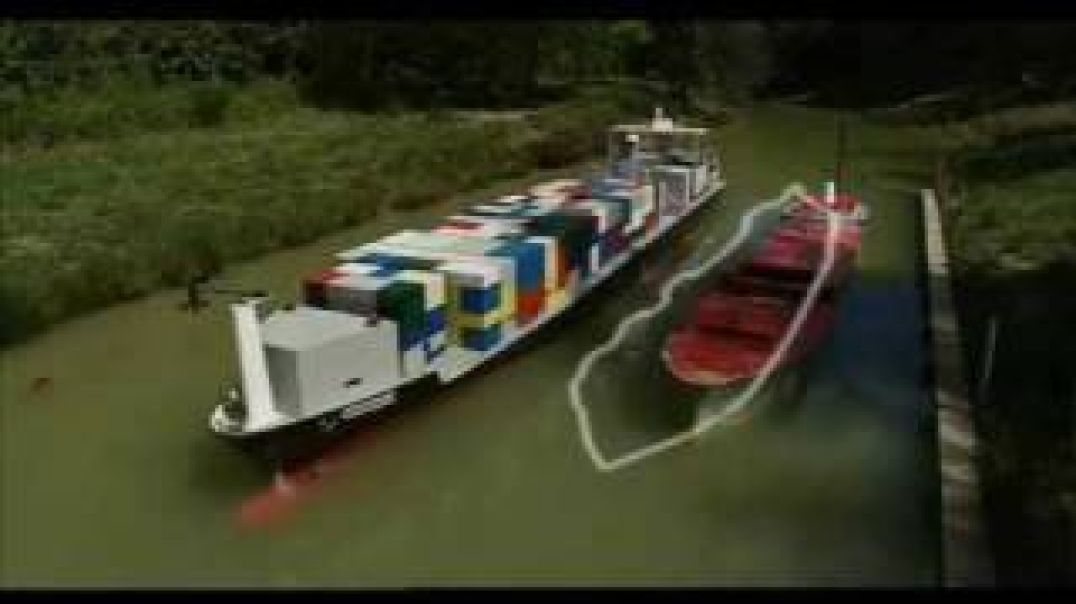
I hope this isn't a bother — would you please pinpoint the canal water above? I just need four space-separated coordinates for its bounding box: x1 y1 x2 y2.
1 106 941 586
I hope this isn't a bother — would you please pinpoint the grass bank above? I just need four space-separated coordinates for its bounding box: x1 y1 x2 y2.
1 80 651 347
929 102 1076 586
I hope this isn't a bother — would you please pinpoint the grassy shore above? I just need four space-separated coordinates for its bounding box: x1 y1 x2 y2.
0 80 646 347
929 102 1075 585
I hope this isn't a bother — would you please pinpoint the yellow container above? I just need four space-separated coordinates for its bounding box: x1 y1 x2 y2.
547 288 569 312
455 310 505 330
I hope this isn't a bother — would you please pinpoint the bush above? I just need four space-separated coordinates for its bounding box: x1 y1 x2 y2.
186 81 233 128
2 89 626 347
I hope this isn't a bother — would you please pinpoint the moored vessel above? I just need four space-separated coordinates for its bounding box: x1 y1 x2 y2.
662 185 865 387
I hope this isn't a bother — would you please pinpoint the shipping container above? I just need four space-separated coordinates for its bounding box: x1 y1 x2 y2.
523 235 560 292
323 272 390 317
334 262 379 276
400 344 426 379
425 306 447 335
423 330 448 361
516 289 545 325
491 194 528 206
375 280 426 350
460 285 501 314
461 322 503 352
349 252 441 272
587 194 631 229
302 268 348 308
394 269 446 310
487 239 545 293
546 288 569 313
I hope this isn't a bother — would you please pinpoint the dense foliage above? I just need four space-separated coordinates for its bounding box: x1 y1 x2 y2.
6 20 1075 116
931 105 1076 587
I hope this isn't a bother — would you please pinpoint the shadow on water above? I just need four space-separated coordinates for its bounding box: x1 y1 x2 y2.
950 259 1076 586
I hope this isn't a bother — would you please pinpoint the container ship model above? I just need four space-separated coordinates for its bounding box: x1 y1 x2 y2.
209 109 726 448
662 185 867 387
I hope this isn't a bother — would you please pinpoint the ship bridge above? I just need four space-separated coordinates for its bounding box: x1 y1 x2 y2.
607 108 717 182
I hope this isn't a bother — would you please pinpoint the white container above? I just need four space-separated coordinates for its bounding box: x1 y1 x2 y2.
261 308 400 419
427 329 447 352
492 194 528 205
525 235 559 292
334 262 381 276
434 226 478 237
379 230 494 255
530 178 582 198
470 204 519 215
450 215 524 236
439 261 501 288
400 344 427 379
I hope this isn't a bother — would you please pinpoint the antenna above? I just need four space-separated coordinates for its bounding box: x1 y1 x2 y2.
835 115 848 195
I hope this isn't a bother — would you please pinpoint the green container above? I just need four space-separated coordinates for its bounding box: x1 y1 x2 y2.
377 281 426 346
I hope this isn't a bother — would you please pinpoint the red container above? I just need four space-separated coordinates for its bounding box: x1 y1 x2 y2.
516 289 545 324
302 268 345 308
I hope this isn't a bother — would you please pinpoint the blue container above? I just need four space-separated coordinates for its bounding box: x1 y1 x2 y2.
355 252 436 272
460 285 500 314
371 266 399 278
426 306 447 336
488 241 545 292
462 323 502 352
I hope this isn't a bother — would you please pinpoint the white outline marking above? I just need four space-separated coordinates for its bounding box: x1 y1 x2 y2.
568 183 843 472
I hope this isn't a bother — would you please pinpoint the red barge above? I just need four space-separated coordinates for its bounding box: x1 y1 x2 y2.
662 187 866 387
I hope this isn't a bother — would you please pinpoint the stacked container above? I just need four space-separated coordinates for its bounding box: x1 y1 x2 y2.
313 154 711 370
394 269 448 364
580 197 632 266
562 200 613 274
529 178 584 202
487 238 546 326
322 271 389 316
302 268 348 309
449 215 524 238
441 261 504 352
376 280 426 377
522 212 593 292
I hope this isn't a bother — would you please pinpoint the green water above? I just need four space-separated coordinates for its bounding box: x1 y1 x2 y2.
1 105 941 586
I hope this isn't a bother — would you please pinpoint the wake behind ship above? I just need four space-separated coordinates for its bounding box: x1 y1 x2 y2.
209 109 726 447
